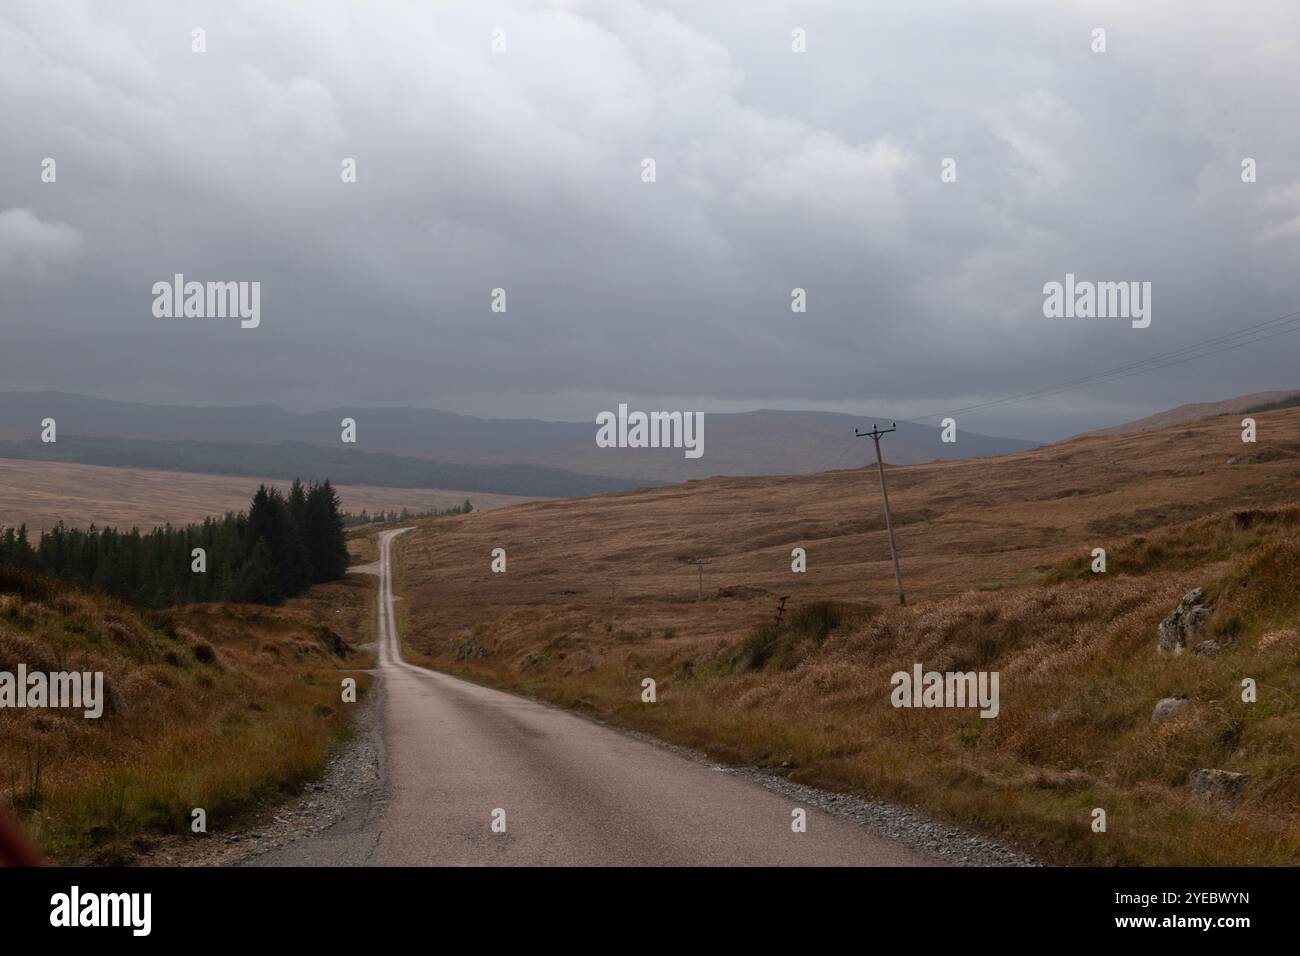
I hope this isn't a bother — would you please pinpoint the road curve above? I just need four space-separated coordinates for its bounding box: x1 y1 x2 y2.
256 528 936 866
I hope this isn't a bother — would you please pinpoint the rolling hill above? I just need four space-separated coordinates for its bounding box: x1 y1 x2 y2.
0 392 1037 483
1079 389 1300 437
0 434 651 499
389 402 1300 865
0 457 531 531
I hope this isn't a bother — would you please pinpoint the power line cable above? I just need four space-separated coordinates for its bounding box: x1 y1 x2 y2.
901 307 1300 423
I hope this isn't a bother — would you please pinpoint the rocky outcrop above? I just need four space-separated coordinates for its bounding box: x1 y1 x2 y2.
1157 588 1210 655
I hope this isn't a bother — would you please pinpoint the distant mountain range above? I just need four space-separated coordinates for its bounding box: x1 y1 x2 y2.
0 392 1039 497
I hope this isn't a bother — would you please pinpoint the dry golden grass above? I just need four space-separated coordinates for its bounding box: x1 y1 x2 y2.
0 457 530 531
396 407 1300 865
0 535 379 864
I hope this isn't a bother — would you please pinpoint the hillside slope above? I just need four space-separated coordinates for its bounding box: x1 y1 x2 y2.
1080 389 1300 437
392 405 1300 865
0 559 376 863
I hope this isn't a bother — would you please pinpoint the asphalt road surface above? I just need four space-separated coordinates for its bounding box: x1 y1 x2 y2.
252 528 934 866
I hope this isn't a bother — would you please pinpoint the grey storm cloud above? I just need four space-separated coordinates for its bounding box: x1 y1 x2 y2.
1 0 1298 439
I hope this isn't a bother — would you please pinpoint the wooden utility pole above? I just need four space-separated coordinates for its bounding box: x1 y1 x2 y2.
855 422 906 606
689 558 711 600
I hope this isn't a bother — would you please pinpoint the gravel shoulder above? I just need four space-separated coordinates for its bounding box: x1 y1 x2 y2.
139 664 388 867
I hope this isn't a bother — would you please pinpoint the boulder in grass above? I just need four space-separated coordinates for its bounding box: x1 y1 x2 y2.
1152 697 1190 722
1188 769 1249 805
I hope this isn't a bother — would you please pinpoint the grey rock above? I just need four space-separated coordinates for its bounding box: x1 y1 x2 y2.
1193 640 1221 658
1157 589 1211 655
1157 617 1183 654
1188 769 1249 804
1152 697 1190 721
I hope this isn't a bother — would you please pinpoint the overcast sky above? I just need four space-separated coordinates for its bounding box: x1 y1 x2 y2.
2 0 1298 441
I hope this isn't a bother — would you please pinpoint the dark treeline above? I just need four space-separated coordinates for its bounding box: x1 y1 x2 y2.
0 479 348 608
341 500 472 528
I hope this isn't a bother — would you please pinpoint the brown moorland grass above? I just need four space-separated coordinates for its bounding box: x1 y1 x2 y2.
0 457 531 531
0 533 380 864
395 406 1300 865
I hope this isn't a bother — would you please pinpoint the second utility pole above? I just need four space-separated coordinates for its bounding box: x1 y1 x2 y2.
690 557 711 600
855 422 906 606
